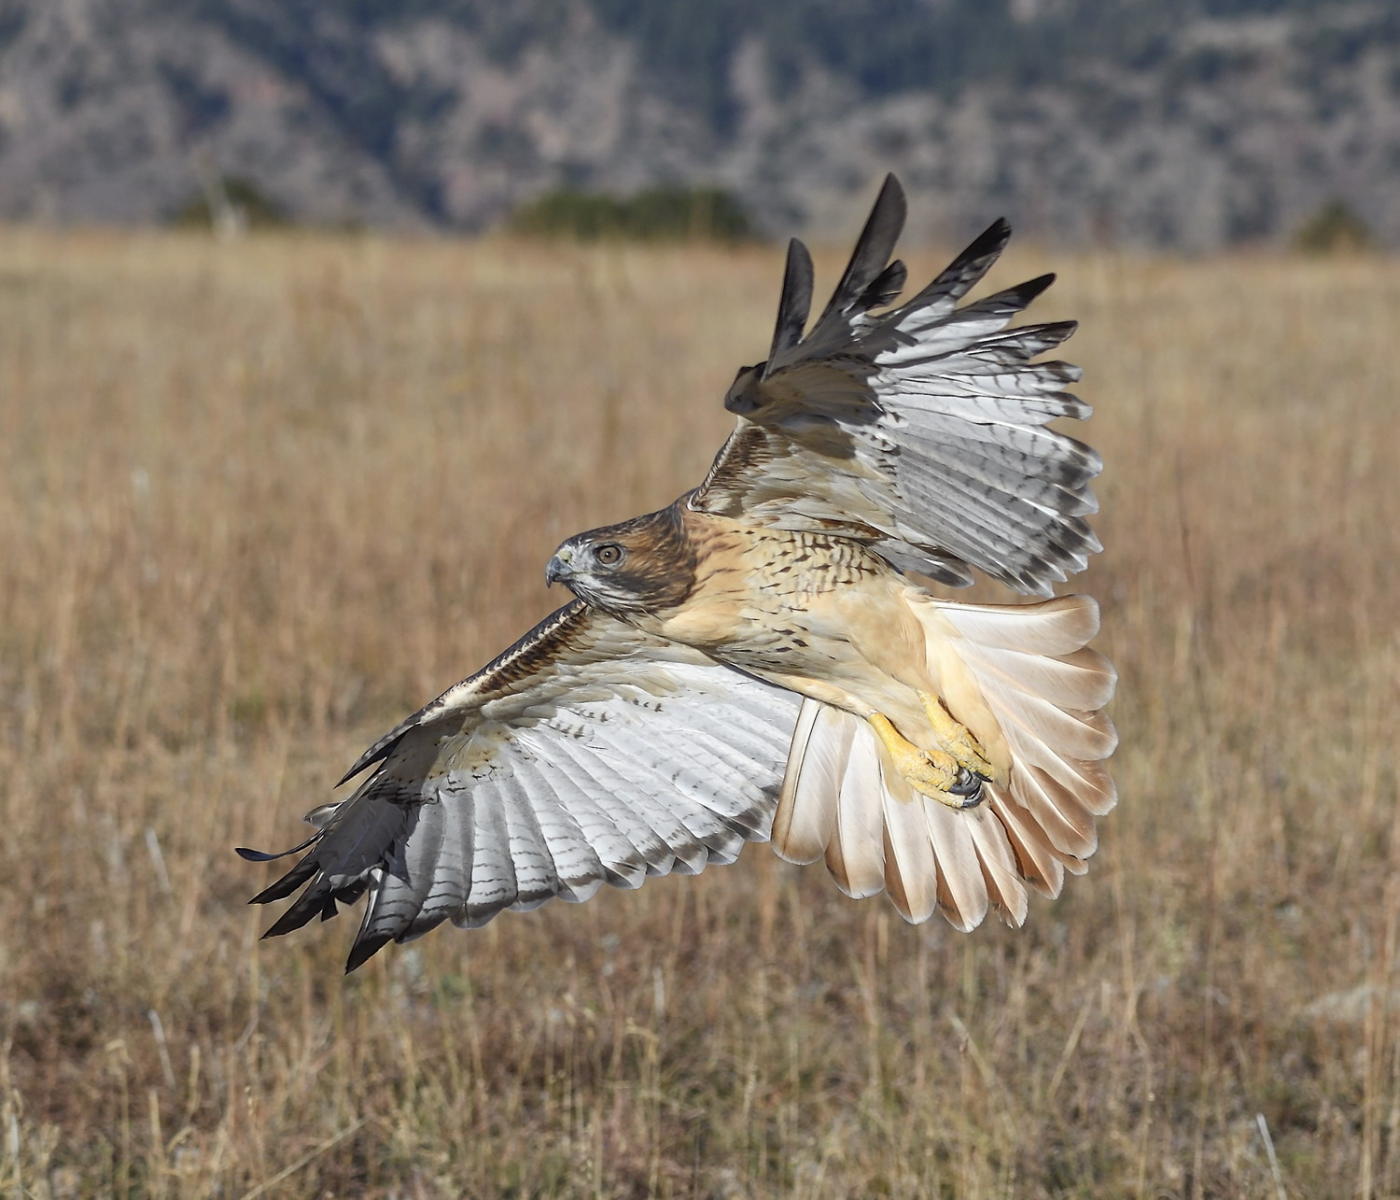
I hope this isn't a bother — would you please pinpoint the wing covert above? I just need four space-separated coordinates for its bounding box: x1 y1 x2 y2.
241 602 800 970
691 174 1100 596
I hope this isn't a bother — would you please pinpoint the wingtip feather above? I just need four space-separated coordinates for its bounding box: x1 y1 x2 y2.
765 236 815 368
817 174 908 326
968 217 1013 259
345 933 393 973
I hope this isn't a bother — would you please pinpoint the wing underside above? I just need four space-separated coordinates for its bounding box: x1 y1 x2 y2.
241 602 801 970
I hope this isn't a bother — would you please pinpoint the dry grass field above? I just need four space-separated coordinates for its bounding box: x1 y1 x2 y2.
0 223 1396 1199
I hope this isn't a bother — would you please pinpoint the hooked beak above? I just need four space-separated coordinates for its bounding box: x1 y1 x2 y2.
545 549 573 587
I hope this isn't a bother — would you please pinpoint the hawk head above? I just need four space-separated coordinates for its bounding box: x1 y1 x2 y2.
546 506 696 615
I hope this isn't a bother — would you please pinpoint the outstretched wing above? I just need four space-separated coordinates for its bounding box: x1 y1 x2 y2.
240 601 800 971
689 174 1100 596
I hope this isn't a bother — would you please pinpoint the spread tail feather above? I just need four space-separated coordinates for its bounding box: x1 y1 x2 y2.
772 593 1115 929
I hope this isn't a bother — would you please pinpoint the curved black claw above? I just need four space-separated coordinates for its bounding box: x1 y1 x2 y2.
948 767 988 808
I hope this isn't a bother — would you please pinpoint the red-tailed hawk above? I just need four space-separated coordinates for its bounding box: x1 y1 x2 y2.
241 176 1115 972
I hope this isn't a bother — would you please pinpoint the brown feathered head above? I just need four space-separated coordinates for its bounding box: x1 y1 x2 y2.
546 506 696 615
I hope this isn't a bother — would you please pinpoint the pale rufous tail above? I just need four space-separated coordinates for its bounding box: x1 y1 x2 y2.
772 594 1116 930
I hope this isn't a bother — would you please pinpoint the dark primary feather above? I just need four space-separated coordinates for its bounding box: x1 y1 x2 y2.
886 217 1012 324
764 237 815 370
858 259 907 313
813 173 907 331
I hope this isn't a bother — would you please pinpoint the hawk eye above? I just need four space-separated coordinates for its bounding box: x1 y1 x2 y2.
594 543 624 567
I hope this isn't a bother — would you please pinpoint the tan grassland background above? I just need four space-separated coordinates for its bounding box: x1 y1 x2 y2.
0 226 1397 1198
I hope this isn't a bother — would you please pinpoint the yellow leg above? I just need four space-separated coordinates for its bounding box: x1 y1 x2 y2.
918 692 995 780
868 713 983 810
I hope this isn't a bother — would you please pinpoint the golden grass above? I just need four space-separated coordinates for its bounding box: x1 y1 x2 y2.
0 225 1396 1198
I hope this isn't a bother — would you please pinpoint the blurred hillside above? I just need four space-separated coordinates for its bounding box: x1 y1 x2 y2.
0 0 1395 248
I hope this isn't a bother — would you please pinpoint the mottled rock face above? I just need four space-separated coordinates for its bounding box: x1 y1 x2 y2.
0 0 1392 249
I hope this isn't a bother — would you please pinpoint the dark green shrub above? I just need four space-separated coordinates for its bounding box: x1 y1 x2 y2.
1293 200 1374 253
507 185 755 242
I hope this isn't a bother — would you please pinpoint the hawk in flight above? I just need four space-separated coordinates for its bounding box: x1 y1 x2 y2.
242 176 1116 971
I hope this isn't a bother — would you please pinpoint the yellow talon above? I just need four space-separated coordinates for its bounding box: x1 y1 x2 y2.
868 713 981 809
918 691 996 780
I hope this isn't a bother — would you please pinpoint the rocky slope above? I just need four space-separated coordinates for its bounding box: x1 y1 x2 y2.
0 0 1394 247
